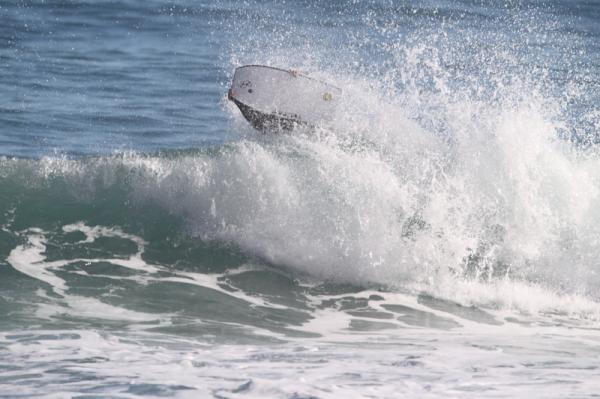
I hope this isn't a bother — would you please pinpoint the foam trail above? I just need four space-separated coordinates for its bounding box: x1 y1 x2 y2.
5 221 293 326
7 229 67 292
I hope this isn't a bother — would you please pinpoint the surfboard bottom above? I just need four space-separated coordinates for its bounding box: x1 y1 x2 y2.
229 95 305 132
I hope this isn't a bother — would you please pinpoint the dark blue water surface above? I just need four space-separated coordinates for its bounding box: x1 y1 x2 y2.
1 1 235 156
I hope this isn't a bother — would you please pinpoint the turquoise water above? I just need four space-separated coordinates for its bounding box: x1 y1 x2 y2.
1 1 600 397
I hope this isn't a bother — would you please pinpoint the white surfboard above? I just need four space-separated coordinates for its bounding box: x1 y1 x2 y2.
228 65 341 131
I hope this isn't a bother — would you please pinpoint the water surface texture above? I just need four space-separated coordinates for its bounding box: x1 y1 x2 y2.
1 1 600 398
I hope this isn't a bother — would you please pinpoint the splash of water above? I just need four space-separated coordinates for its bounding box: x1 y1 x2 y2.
2 1 599 316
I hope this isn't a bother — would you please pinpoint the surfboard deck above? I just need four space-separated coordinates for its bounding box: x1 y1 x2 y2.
228 65 341 131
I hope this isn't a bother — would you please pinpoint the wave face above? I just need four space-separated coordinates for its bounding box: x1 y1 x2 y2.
1 1 600 397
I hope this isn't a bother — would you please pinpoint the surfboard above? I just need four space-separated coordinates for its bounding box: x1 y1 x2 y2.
228 65 341 131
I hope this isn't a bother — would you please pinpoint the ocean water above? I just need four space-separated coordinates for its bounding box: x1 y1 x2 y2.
1 0 600 397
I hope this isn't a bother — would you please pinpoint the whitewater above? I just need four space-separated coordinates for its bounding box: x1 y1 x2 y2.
1 1 600 398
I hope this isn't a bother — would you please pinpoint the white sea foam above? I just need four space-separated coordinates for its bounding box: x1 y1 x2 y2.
7 229 67 292
2 325 600 399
